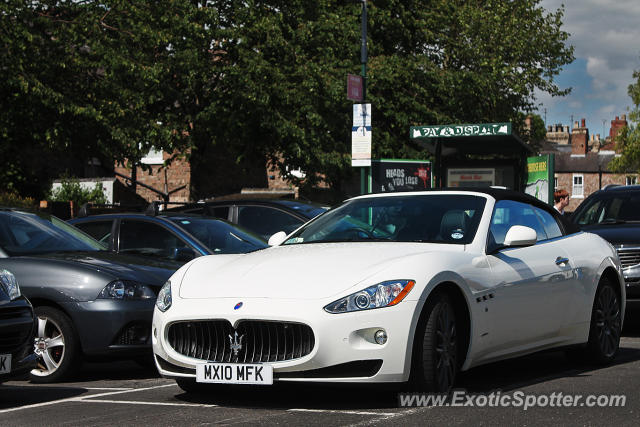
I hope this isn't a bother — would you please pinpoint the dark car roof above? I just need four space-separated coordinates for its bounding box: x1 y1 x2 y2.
169 198 328 219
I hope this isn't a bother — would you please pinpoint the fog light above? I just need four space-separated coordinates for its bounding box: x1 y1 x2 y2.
374 329 387 345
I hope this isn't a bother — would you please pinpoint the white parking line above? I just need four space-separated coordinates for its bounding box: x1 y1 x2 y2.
0 383 177 414
85 399 217 408
287 408 398 417
84 387 132 391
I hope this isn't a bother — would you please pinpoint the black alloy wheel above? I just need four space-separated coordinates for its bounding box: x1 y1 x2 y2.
414 293 459 392
587 279 621 364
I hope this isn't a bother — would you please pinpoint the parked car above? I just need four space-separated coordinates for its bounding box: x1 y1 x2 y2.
0 269 37 383
570 184 640 310
68 213 268 261
152 189 623 393
0 207 184 382
166 199 328 240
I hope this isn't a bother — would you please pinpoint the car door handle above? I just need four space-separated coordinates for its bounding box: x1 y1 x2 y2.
555 256 569 266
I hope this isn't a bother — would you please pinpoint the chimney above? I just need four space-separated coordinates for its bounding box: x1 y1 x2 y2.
622 114 627 121
581 118 586 128
572 121 589 155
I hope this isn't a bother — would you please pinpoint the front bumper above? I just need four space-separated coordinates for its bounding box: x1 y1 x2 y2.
152 298 419 383
62 299 156 357
0 296 37 382
622 267 640 310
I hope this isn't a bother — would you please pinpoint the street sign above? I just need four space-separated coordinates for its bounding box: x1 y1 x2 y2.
371 160 431 192
352 104 371 167
347 74 363 101
410 123 511 139
525 154 554 205
353 103 371 127
352 126 371 167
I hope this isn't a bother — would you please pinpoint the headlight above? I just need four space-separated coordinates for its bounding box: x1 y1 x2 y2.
0 269 21 300
324 280 415 314
98 280 155 300
156 280 172 312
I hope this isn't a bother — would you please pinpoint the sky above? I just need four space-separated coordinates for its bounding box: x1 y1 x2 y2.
537 0 640 138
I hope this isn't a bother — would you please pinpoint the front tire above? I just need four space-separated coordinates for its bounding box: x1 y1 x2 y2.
30 307 82 383
412 293 459 392
585 278 621 364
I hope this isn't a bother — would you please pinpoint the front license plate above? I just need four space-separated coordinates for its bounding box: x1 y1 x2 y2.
0 354 11 374
196 363 273 385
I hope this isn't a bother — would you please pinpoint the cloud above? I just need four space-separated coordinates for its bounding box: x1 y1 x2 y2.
540 0 640 128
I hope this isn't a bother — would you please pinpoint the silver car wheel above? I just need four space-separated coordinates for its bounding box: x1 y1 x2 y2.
31 315 66 377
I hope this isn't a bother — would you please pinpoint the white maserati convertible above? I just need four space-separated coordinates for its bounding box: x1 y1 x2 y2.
152 189 624 393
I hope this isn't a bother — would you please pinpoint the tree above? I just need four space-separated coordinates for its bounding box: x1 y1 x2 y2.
200 0 573 196
608 69 640 174
0 1 219 197
1 1 574 200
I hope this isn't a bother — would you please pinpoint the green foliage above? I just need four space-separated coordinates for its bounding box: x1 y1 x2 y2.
0 192 37 209
1 0 574 197
49 178 107 206
608 69 640 173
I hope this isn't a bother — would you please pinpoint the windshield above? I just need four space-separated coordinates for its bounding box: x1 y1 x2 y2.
168 217 268 253
572 194 640 225
283 194 486 245
0 211 105 256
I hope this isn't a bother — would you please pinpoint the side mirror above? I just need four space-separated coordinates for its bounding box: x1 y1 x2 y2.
173 247 197 262
503 225 537 248
268 231 287 246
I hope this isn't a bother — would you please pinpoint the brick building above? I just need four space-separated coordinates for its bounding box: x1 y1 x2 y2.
544 117 637 213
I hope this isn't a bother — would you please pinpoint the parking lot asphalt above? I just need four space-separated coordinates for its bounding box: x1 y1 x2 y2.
3 323 640 426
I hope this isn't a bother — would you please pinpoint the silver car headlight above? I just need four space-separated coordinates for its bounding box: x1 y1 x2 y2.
0 269 21 300
324 280 415 314
98 280 155 300
156 280 172 312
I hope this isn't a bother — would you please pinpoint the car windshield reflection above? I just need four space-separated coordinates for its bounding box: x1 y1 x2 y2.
283 194 486 245
0 211 105 256
168 218 268 254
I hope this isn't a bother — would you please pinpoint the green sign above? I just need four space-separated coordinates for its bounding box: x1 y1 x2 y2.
525 154 554 205
410 123 512 139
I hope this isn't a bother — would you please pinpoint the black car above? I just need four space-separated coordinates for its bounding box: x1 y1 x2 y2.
570 185 640 310
68 213 267 261
167 199 328 240
0 269 37 383
0 208 181 382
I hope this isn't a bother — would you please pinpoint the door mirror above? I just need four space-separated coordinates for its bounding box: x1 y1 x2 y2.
503 225 537 248
268 231 287 246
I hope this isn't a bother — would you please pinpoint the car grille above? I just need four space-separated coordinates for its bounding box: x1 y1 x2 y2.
616 247 640 269
0 306 34 352
167 320 315 363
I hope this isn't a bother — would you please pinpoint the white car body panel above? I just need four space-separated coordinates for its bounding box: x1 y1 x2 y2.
152 191 624 384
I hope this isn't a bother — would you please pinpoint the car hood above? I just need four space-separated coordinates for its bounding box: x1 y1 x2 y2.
580 224 640 246
179 242 463 300
25 251 178 286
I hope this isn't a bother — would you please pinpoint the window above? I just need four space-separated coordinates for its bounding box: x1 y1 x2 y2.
74 221 113 245
119 220 193 260
488 200 548 251
572 174 584 198
626 176 637 186
237 206 302 240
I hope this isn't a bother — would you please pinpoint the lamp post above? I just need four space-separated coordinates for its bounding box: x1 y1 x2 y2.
359 0 369 195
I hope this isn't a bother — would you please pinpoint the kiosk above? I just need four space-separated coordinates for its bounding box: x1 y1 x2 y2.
410 122 533 191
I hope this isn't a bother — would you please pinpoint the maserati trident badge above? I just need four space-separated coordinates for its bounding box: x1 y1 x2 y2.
229 331 244 356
